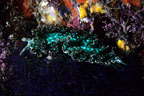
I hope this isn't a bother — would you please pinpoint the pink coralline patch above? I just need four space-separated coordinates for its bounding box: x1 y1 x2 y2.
67 17 83 30
0 41 7 73
0 42 4 46
0 49 6 59
0 63 6 72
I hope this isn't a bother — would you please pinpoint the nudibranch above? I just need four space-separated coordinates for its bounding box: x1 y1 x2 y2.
21 25 126 66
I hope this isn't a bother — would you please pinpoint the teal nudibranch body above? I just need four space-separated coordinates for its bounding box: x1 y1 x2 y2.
21 25 125 66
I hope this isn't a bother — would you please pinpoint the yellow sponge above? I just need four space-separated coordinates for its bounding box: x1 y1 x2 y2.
79 6 87 19
90 4 104 14
117 40 130 51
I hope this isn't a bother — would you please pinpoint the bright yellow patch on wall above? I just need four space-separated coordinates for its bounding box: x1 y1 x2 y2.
47 15 54 23
90 4 105 14
79 6 87 19
83 1 89 8
117 40 130 51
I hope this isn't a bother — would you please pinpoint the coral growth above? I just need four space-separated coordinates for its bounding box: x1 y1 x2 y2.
102 3 144 50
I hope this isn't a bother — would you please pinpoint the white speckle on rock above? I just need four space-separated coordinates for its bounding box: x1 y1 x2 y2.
46 55 52 60
40 0 48 7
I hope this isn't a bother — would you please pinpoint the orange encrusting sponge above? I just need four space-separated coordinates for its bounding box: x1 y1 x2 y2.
121 0 141 7
76 0 87 4
23 0 33 18
64 0 78 17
